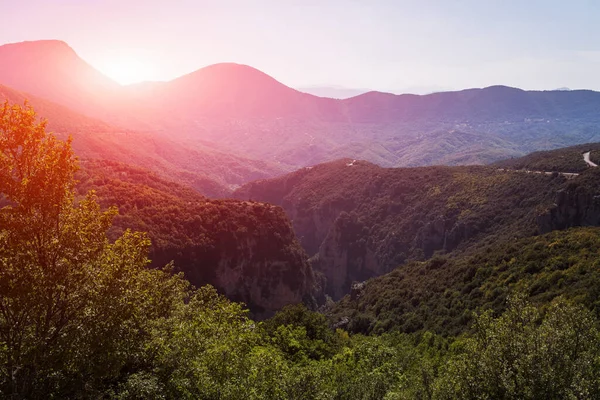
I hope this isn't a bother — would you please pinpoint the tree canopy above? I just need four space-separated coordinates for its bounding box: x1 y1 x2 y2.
2 101 600 399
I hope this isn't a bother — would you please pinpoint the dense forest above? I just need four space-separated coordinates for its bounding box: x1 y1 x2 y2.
2 102 600 399
234 159 571 299
329 227 600 336
495 142 600 173
74 159 315 316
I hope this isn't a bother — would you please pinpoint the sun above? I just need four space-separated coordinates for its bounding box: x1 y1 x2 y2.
98 57 157 85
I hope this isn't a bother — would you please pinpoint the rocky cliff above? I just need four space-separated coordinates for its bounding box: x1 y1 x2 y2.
77 160 317 317
538 187 600 233
235 160 561 300
149 201 317 317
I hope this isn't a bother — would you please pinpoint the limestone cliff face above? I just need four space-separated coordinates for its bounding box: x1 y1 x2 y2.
209 225 316 318
312 212 379 300
282 199 355 257
311 212 476 300
537 188 600 233
234 160 561 302
414 217 475 258
150 202 316 318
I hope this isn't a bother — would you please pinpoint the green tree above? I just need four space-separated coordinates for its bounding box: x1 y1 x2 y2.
262 303 339 361
0 102 187 398
438 294 600 399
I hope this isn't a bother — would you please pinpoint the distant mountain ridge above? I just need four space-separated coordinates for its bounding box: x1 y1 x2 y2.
0 83 286 197
3 39 600 170
233 158 568 299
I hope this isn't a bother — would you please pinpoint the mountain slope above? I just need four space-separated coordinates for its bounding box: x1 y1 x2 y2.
234 159 566 299
4 40 600 170
495 142 600 173
0 40 121 119
0 86 286 196
136 63 342 120
76 159 316 316
329 227 600 336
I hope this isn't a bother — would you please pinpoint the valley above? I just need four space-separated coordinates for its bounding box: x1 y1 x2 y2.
3 31 600 398
3 40 600 181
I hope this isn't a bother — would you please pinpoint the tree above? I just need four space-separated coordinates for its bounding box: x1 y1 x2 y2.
0 101 187 398
262 303 339 361
438 294 600 399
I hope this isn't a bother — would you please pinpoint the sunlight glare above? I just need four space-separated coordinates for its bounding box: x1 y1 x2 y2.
98 57 156 85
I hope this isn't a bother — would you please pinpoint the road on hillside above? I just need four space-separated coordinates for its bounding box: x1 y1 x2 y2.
497 151 597 180
584 151 598 167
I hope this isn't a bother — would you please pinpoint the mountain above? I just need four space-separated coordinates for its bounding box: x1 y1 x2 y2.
0 40 121 120
234 159 568 299
76 159 317 316
0 84 286 196
328 226 600 335
136 63 342 119
6 40 600 172
495 142 600 173
147 77 600 169
0 40 169 130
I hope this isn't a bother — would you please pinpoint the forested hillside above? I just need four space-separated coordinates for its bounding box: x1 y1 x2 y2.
329 227 600 336
234 159 568 299
495 142 600 173
3 95 600 400
0 83 286 197
75 159 315 315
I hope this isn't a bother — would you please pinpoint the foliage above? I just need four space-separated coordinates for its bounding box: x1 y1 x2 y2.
494 142 600 173
261 303 340 361
439 295 600 399
3 101 600 399
0 102 188 398
75 159 313 315
330 227 600 336
235 158 565 299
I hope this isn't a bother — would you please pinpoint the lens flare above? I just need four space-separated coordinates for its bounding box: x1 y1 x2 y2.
97 57 155 85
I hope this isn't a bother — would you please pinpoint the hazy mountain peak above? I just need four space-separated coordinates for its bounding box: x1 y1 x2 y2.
0 39 122 120
176 62 292 90
481 84 524 92
0 39 76 59
1 39 71 48
200 62 266 73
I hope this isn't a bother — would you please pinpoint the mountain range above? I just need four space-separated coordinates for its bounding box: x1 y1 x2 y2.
5 38 600 313
3 39 600 184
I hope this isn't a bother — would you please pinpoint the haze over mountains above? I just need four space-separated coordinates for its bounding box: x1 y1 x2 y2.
6 33 600 397
297 86 370 99
2 39 600 190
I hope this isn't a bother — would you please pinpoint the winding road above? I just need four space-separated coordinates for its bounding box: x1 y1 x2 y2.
583 151 598 167
497 151 597 180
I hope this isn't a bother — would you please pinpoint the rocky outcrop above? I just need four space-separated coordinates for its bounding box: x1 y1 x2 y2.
414 217 473 258
148 202 317 318
79 161 317 318
282 198 354 257
537 188 600 233
312 212 379 300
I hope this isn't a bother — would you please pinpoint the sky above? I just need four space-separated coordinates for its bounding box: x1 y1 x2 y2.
2 0 600 92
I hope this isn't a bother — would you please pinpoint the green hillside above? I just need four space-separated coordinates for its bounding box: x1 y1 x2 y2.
329 227 600 336
495 142 600 173
76 159 315 315
234 159 567 299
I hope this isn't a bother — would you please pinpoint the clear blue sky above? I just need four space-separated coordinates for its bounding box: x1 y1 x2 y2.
2 0 600 92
